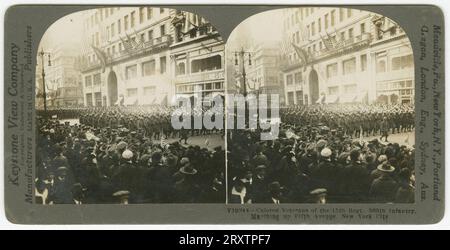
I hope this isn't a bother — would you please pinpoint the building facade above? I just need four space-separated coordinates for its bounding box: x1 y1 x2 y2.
80 7 224 107
39 45 83 108
245 43 282 96
281 7 414 106
170 11 225 107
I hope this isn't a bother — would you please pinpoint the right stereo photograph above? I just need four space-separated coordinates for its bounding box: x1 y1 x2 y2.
225 7 415 204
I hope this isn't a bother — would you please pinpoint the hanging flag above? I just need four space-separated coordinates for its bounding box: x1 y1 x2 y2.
320 33 331 50
321 32 336 51
133 29 145 49
90 45 108 73
120 35 134 54
125 32 139 49
292 43 309 66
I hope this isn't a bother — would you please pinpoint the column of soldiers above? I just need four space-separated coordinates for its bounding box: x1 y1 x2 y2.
35 106 225 204
281 104 414 141
228 104 415 204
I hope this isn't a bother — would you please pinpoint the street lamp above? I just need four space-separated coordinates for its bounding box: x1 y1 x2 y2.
233 47 253 96
233 47 253 128
39 49 51 114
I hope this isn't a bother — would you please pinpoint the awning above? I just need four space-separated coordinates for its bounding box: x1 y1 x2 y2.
325 95 339 104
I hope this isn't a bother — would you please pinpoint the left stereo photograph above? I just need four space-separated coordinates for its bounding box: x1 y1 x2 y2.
35 7 226 204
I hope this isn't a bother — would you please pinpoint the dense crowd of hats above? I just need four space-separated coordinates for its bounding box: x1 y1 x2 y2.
35 103 415 205
228 104 415 204
35 107 225 204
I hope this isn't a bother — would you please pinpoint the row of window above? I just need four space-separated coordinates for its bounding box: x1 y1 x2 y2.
86 54 223 87
285 71 303 86
176 82 223 94
85 92 102 106
376 54 413 73
286 90 304 105
377 80 414 92
325 54 367 78
90 20 166 48
289 22 367 64
126 86 157 97
89 9 167 55
88 26 166 64
86 7 165 30
126 56 167 79
84 73 101 87
327 84 358 95
175 55 222 76
286 8 354 31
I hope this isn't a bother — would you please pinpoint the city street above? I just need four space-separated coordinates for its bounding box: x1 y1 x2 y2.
360 130 415 147
59 118 225 151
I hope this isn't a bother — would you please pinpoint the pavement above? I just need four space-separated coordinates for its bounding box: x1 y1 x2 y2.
59 118 225 151
355 130 415 147
165 133 225 151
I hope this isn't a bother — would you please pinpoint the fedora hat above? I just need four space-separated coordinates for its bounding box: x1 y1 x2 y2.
377 163 395 173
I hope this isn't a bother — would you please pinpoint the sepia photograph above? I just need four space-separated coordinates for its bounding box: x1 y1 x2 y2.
226 7 415 204
3 2 445 225
34 7 226 204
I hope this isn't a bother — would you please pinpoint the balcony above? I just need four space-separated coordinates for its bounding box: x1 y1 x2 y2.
174 70 224 84
80 35 173 72
171 23 221 47
116 34 173 59
281 33 373 71
314 33 372 59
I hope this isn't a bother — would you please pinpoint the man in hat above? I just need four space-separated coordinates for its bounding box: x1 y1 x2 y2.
173 163 200 203
263 181 284 204
380 116 389 142
251 165 268 203
112 190 130 204
147 151 173 203
112 149 145 203
369 164 398 203
71 183 87 204
395 168 415 203
310 148 339 195
310 188 327 204
51 144 69 175
341 148 371 202
202 176 225 203
48 166 73 204
370 154 388 181
298 143 317 176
